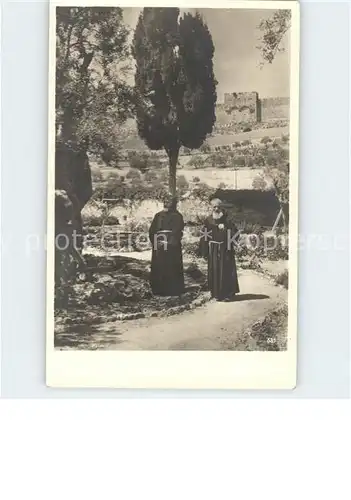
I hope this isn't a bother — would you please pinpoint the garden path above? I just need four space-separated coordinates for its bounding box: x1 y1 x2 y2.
59 252 287 351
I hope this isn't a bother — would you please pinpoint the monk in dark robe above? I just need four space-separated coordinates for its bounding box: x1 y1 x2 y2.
149 195 185 296
199 198 240 301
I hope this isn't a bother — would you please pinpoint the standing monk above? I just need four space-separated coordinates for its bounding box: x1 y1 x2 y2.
199 198 240 301
149 195 185 296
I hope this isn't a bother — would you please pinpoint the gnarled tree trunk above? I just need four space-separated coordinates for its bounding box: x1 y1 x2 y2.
54 142 92 299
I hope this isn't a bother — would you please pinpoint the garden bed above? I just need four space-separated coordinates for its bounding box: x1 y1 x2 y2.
55 255 210 333
226 303 288 351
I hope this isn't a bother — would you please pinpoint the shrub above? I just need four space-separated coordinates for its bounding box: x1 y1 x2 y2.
275 269 288 289
261 136 272 145
100 145 121 168
157 169 169 183
90 164 103 183
177 175 189 195
81 202 104 226
105 178 119 194
266 238 289 261
126 169 141 181
188 156 204 169
199 142 211 153
245 305 288 351
279 148 289 161
193 176 200 183
255 155 265 166
105 170 120 183
234 157 245 168
234 141 241 148
241 139 251 146
191 182 213 201
210 152 228 168
148 153 162 169
217 182 227 189
144 170 158 182
129 153 149 172
281 134 289 144
252 174 267 191
266 152 279 166
180 198 209 226
182 239 200 257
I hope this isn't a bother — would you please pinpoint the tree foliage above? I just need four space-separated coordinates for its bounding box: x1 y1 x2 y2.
265 162 289 206
252 173 268 191
252 162 289 230
132 8 217 195
257 10 291 65
56 7 134 158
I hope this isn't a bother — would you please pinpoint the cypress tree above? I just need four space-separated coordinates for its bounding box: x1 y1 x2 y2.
133 8 217 195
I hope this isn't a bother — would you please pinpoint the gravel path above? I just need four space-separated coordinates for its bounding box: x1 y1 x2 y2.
57 269 287 351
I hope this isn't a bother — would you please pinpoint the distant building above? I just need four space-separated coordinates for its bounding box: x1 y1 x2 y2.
221 91 289 124
224 91 259 123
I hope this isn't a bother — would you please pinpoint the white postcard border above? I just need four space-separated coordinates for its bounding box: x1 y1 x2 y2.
46 0 299 389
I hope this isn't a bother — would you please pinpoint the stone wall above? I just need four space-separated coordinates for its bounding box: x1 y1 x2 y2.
260 97 290 122
220 92 289 124
223 92 259 123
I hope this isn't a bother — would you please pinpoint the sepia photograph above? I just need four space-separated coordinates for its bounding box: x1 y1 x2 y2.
47 1 299 388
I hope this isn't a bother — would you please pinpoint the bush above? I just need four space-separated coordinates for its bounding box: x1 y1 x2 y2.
266 151 279 166
188 156 204 169
217 182 227 189
275 269 288 289
100 145 121 168
90 164 103 183
281 134 289 144
157 169 169 183
192 176 200 183
199 142 211 153
210 152 228 168
255 155 265 166
129 153 149 172
182 239 200 257
233 157 245 168
81 202 104 226
105 170 120 183
241 139 251 146
180 198 209 226
261 136 272 145
126 169 141 181
148 153 162 169
266 238 289 261
191 182 213 201
144 170 158 182
252 174 267 190
177 175 189 194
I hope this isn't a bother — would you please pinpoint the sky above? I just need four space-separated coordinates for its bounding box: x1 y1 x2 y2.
122 7 290 102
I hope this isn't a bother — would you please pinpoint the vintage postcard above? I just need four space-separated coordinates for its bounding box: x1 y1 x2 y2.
47 0 299 388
